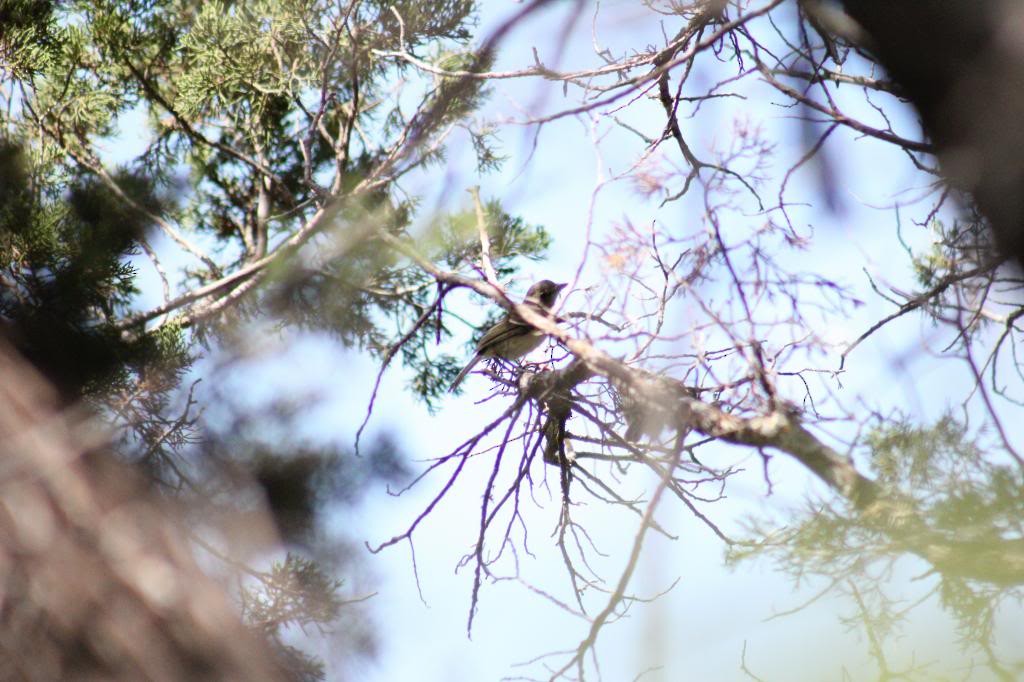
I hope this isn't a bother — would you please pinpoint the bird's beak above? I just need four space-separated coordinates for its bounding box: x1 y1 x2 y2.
555 282 568 292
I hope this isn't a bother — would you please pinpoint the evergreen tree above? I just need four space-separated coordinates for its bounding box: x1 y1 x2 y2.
4 1 1024 680
0 0 546 677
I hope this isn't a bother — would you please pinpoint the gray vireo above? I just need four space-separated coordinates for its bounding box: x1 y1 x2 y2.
449 280 567 392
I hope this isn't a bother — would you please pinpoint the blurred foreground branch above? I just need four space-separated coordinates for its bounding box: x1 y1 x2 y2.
0 341 284 681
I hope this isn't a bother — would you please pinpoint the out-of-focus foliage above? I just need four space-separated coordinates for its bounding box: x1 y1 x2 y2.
0 0 549 677
241 554 356 682
0 139 187 401
730 415 1024 676
11 0 1024 679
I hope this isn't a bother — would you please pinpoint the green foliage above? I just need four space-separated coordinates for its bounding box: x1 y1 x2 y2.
435 198 551 272
911 216 991 290
0 0 536 436
730 414 1024 657
0 139 182 399
866 415 1024 539
0 141 194 503
176 2 307 122
0 0 552 676
262 194 549 407
469 124 505 173
0 0 59 77
421 48 493 132
0 140 34 239
378 0 475 45
240 553 349 681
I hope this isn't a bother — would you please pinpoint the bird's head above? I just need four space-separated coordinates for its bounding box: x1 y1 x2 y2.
525 279 568 309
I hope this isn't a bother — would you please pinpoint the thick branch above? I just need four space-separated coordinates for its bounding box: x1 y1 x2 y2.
410 248 1024 585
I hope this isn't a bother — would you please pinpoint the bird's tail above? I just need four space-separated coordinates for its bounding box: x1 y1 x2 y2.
448 354 481 392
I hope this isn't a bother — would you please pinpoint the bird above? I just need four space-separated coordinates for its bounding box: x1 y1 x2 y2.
448 279 567 392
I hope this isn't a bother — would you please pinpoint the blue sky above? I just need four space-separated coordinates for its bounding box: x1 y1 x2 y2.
101 2 1022 679
287 3 1019 681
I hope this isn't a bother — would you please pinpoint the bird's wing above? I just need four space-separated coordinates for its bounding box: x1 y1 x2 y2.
475 315 532 353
